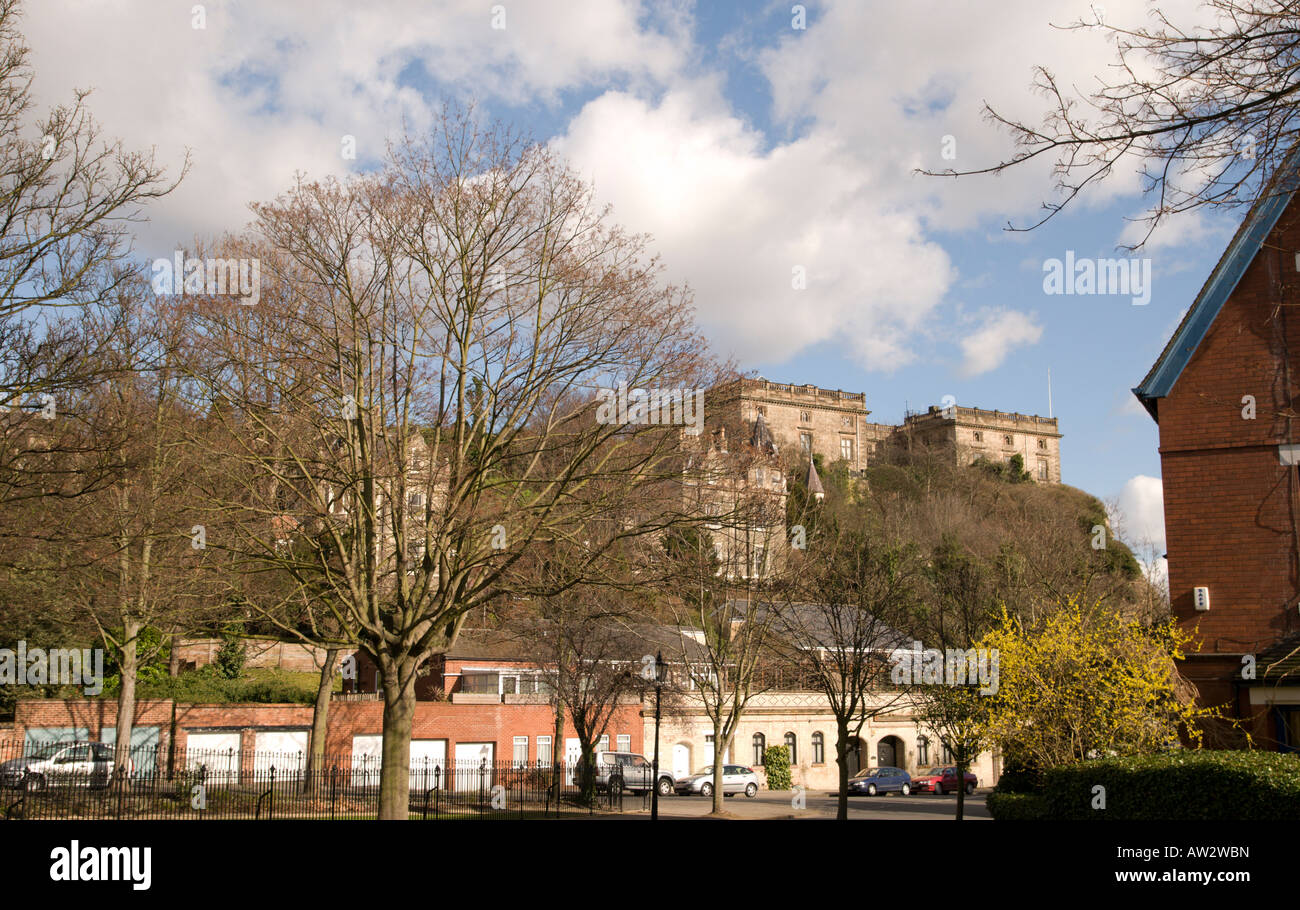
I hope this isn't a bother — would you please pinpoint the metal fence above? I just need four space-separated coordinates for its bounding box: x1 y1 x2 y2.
0 741 643 820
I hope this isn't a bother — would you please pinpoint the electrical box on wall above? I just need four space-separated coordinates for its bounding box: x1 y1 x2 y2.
1194 586 1211 611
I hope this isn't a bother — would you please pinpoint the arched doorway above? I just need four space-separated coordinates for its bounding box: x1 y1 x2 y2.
877 735 904 769
844 737 866 776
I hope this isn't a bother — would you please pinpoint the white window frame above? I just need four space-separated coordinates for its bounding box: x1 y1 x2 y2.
537 735 553 767
512 736 528 767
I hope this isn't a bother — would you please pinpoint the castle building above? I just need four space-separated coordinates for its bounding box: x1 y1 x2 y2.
709 378 1062 482
899 405 1063 483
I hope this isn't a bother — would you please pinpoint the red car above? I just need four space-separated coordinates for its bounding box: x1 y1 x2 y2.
911 766 977 795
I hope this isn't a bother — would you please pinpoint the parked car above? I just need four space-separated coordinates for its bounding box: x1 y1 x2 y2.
911 766 977 795
674 764 759 798
847 766 912 796
0 741 123 791
592 751 675 796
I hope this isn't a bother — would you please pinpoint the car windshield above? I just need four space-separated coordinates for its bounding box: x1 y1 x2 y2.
697 767 713 776
850 768 878 780
28 743 65 760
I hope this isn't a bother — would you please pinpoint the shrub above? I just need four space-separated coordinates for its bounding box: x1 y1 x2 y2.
986 791 1049 820
763 745 792 790
214 636 247 679
989 750 1300 821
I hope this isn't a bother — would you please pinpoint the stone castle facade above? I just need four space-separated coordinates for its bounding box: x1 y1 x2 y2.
709 378 1062 482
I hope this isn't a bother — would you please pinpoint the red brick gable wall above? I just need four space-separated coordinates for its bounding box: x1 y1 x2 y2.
1156 203 1300 735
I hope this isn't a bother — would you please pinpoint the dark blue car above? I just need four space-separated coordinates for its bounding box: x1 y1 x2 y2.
848 766 912 796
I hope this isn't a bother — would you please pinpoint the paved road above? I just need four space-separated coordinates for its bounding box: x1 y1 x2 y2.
609 789 991 820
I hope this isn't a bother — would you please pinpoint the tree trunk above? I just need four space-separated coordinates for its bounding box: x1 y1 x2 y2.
835 718 851 821
578 740 597 805
711 717 725 814
955 746 966 822
377 664 416 820
167 629 181 677
112 616 141 791
551 699 563 804
306 647 338 792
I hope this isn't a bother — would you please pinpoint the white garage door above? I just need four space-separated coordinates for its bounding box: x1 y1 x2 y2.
350 734 382 787
186 732 241 783
453 742 494 792
350 736 448 789
408 740 447 791
253 730 309 778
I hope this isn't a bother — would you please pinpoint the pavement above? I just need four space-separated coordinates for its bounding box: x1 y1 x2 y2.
606 789 992 820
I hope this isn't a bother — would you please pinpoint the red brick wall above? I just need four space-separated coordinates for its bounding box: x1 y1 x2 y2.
1156 203 1300 717
12 698 645 765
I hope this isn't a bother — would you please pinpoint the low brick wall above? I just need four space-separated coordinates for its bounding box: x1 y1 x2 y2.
175 638 350 673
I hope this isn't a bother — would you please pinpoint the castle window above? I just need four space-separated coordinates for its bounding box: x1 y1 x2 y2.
800 432 812 454
800 410 811 423
841 416 851 427
757 406 766 416
1038 438 1047 450
784 732 797 764
1038 459 1048 480
917 736 930 765
972 431 982 442
841 438 853 461
1003 434 1013 446
812 732 825 765
753 733 766 765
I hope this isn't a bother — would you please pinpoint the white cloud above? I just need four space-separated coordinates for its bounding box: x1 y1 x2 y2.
956 309 1043 376
1112 474 1166 550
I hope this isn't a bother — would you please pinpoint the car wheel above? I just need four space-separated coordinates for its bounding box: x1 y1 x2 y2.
744 782 757 798
700 782 713 797
23 774 45 792
965 782 975 795
901 783 911 796
866 783 877 796
657 777 674 797
933 783 944 795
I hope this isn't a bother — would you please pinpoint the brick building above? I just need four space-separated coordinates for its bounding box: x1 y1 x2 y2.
1133 158 1300 749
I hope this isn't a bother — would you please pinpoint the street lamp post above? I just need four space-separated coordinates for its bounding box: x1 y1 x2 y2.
651 650 664 821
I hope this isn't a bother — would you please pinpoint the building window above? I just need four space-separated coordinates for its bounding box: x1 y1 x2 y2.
784 732 797 765
917 735 929 766
756 405 766 416
972 431 982 442
1038 458 1048 480
1038 438 1047 450
537 735 552 767
598 734 609 752
800 410 810 423
940 741 954 764
617 734 631 753
1003 434 1013 446
812 732 824 765
753 733 766 765
755 468 765 485
513 736 528 767
800 432 812 454
840 437 853 461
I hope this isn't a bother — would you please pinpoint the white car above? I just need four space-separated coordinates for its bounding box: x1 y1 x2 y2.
674 764 759 798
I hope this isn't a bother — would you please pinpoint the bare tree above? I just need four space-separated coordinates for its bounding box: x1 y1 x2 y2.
923 0 1300 245
186 109 721 818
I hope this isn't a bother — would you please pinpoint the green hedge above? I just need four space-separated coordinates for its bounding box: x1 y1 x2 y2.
988 751 1300 821
763 745 792 790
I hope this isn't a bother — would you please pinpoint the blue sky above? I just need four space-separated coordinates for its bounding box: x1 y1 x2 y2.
20 0 1230 557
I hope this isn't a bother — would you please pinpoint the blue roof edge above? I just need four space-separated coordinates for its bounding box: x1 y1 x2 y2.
1133 150 1300 421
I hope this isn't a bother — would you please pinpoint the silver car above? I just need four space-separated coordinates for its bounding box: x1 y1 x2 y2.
592 751 675 796
674 764 759 798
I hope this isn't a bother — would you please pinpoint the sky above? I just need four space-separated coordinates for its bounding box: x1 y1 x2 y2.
18 0 1235 565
